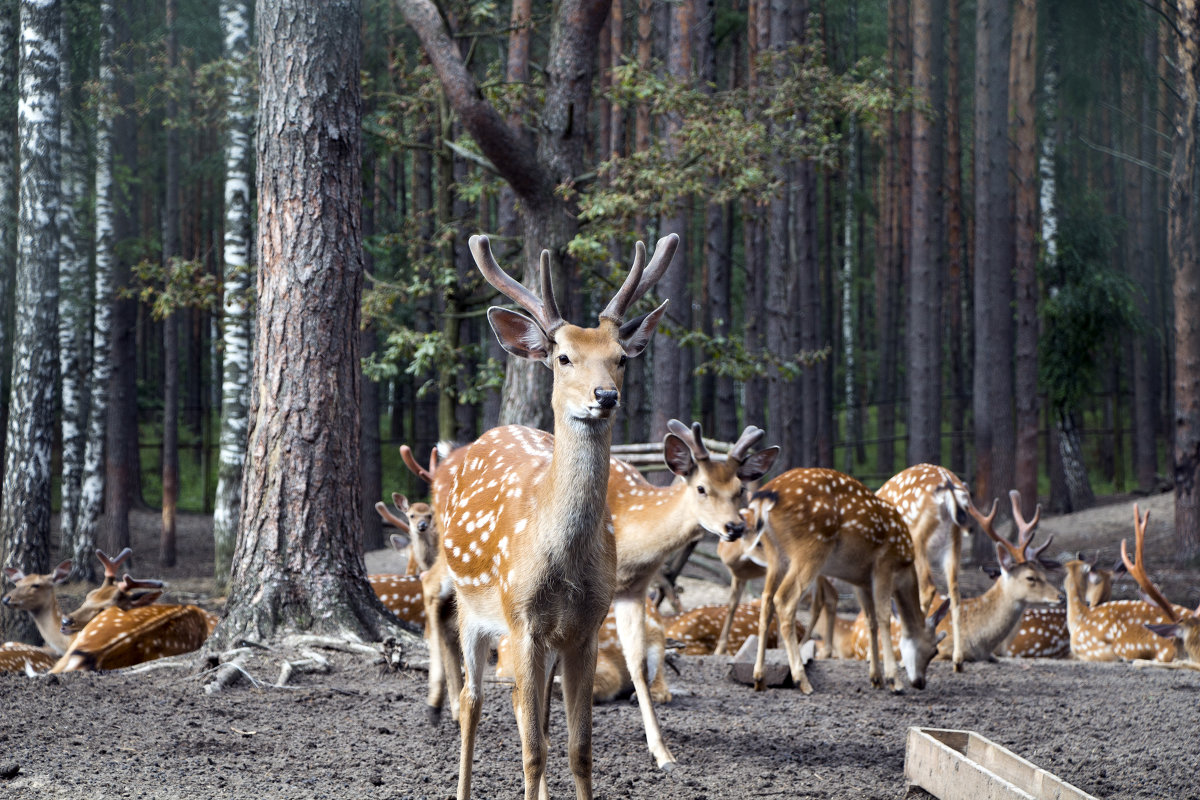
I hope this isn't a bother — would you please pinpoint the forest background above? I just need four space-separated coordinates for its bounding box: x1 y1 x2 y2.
2 0 1200 646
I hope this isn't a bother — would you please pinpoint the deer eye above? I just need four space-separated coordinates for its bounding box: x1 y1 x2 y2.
697 485 707 497
558 354 571 366
618 354 627 368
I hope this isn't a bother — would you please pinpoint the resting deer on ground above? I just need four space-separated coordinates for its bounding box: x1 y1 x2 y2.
876 464 972 670
744 469 944 694
60 548 164 635
1119 505 1200 668
3 560 75 656
433 233 674 800
666 599 803 656
1063 506 1189 662
1000 555 1120 658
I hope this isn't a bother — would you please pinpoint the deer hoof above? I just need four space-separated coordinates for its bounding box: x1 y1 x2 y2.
953 661 964 673
658 760 676 773
753 677 766 692
425 704 442 727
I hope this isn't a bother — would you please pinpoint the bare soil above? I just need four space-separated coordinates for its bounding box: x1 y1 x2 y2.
2 492 1198 800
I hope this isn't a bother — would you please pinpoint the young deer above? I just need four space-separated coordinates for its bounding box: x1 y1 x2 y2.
375 490 438 576
436 233 674 800
875 464 971 670
1001 556 1120 658
1063 507 1186 662
52 591 213 673
604 419 777 768
1120 505 1200 666
744 469 943 694
2 560 74 654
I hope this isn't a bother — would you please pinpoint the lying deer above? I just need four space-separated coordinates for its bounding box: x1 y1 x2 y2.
665 599 803 656
744 468 944 694
60 548 162 635
1000 555 1120 658
1119 505 1200 668
2 560 75 656
876 464 972 670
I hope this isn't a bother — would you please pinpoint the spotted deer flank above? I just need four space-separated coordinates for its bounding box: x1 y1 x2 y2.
665 600 802 656
1002 558 1119 658
0 642 57 673
435 232 676 800
744 468 943 694
370 574 426 628
876 464 971 670
52 601 213 672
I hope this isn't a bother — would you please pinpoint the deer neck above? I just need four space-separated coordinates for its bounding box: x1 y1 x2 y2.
891 566 927 641
963 577 1029 651
30 593 72 655
539 418 614 555
1063 567 1090 629
611 482 696 581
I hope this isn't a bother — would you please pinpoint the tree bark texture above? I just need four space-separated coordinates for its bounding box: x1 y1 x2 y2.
944 0 967 475
218 0 397 646
0 0 17 490
212 0 253 591
1 0 60 645
160 0 181 568
75 0 116 584
1170 0 1200 559
1010 0 1038 515
972 0 1015 560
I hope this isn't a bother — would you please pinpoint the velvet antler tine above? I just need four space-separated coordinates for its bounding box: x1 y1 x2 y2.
400 445 434 484
628 234 679 305
1121 504 1178 622
728 426 766 464
1008 490 1041 554
470 234 563 334
538 249 565 331
665 419 710 461
599 241 648 323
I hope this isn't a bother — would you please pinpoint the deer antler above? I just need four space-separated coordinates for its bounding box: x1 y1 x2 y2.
969 497 1025 565
399 445 436 485
1009 490 1047 560
470 235 565 335
375 497 412 533
95 548 133 582
599 234 679 323
1121 504 1179 623
665 419 711 461
728 426 766 464
116 575 165 593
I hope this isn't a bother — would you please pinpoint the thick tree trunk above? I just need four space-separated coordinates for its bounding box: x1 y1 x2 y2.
212 0 253 592
0 1 15 470
1 0 60 645
945 0 967 475
215 0 401 647
1010 0 1039 513
159 0 181 568
1169 0 1200 559
972 0 1015 560
76 0 116 585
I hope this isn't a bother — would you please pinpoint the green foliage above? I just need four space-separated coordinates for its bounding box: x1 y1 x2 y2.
1039 195 1142 413
127 257 221 319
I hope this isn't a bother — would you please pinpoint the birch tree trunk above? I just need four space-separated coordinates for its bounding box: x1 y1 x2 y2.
55 0 89 562
75 0 116 585
1 0 60 645
215 0 405 646
0 1 17 472
212 0 253 591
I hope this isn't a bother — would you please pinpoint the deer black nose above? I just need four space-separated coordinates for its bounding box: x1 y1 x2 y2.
417 520 429 532
1 596 9 607
725 520 746 539
595 388 619 409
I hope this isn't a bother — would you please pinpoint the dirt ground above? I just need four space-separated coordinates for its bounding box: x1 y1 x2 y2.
2 491 1199 799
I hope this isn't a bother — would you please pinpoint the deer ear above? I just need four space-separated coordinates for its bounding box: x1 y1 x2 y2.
618 300 669 358
662 434 696 477
930 597 951 628
1145 622 1180 640
393 493 410 514
389 533 411 552
980 564 1002 580
3 567 23 583
996 543 1016 574
737 446 780 482
488 307 552 363
52 561 73 584
131 591 163 607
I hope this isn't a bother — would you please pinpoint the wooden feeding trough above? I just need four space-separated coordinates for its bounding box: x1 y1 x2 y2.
904 727 1098 800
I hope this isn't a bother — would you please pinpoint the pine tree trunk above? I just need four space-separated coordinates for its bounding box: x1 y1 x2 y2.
0 1 15 470
945 0 967 475
360 160 383 553
76 0 116 585
57 3 90 554
1010 0 1039 512
212 0 253 592
1169 0 1200 559
1057 411 1095 512
158 0 181 568
216 0 402 647
1132 21 1160 494
1 0 61 645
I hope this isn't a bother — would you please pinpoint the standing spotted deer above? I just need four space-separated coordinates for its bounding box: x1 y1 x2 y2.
435 233 675 800
875 465 971 670
744 469 944 694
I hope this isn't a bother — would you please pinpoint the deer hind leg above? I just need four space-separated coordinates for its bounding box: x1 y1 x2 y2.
713 575 747 656
455 625 490 800
943 529 964 672
852 584 884 689
614 596 675 769
560 636 600 800
426 590 462 724
773 559 820 694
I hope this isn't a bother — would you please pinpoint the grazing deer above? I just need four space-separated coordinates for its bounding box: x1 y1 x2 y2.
876 465 972 670
1001 556 1121 658
1119 505 1200 666
712 531 768 656
1063 507 1186 662
665 599 803 656
496 602 671 704
376 490 438 576
2 560 74 654
435 233 674 800
744 469 944 694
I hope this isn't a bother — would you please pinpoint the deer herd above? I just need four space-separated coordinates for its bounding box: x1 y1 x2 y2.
3 234 1199 800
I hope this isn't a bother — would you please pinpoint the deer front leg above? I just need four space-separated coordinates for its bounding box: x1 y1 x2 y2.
455 626 490 800
713 575 747 656
614 596 676 769
944 530 964 672
508 631 549 800
774 560 816 694
871 569 903 693
752 562 781 691
853 584 884 689
560 637 600 800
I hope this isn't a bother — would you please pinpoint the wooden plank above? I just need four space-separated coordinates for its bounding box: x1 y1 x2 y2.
904 728 1098 800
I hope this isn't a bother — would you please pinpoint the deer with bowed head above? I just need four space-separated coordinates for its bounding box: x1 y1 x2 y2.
743 468 944 694
435 233 675 800
60 548 165 635
875 464 972 670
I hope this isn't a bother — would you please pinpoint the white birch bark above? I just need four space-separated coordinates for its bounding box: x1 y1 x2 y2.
74 0 115 583
840 119 857 474
56 1 89 555
1 0 61 645
213 0 253 590
0 1 18 466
